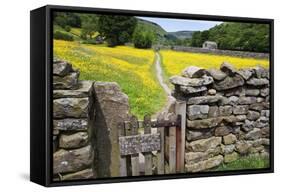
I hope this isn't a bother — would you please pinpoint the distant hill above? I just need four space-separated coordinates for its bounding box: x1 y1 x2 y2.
167 31 194 40
136 18 167 38
136 18 194 45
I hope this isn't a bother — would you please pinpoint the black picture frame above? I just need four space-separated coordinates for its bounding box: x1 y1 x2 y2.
30 4 274 187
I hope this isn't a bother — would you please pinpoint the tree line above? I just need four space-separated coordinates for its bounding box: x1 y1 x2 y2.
191 22 269 53
53 12 154 48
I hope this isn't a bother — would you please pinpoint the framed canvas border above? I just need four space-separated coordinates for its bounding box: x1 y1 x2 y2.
30 5 274 187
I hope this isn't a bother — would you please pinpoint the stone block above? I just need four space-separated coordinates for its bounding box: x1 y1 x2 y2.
224 152 239 163
170 75 213 87
53 145 92 174
186 136 222 152
59 132 89 149
53 80 94 99
53 98 89 118
233 105 249 115
213 75 244 91
53 61 74 76
219 105 233 116
61 168 95 181
247 110 260 121
223 134 237 145
187 105 209 120
207 68 227 81
53 119 88 131
246 78 269 86
187 95 222 105
182 66 207 78
245 128 261 140
53 72 79 90
93 82 129 177
185 155 223 172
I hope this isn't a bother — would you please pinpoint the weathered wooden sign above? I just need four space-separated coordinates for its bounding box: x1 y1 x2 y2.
119 133 161 156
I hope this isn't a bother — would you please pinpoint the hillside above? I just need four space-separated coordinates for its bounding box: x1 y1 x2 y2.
136 18 195 45
167 30 194 40
191 22 269 52
137 18 167 37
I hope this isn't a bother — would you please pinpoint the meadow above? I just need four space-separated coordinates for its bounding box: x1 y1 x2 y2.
54 39 270 118
160 50 269 82
54 40 166 118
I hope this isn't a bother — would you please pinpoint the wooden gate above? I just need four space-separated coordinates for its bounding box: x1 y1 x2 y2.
118 102 186 176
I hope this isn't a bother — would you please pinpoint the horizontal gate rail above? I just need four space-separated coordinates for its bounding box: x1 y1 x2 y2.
123 118 181 129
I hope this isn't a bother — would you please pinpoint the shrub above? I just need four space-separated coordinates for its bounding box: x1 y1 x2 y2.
53 31 74 41
64 25 71 32
133 30 153 49
81 39 98 44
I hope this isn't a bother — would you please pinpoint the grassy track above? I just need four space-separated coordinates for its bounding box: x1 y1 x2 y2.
54 40 166 118
160 50 269 78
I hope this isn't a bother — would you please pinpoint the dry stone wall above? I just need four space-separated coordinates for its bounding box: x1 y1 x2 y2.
170 62 270 172
52 60 96 181
169 46 269 59
52 60 129 180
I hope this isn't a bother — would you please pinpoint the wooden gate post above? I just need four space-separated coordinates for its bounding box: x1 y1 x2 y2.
175 101 186 173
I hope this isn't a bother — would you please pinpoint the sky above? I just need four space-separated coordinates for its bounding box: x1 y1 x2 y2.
138 16 223 32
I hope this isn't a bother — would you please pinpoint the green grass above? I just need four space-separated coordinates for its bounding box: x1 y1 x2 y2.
54 25 81 41
214 156 270 171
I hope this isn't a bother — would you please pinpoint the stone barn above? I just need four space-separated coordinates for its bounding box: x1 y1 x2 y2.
202 41 218 49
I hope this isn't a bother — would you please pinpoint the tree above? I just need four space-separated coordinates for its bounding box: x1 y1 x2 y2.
54 12 81 28
97 15 137 47
195 22 269 52
201 30 209 43
133 29 154 49
191 31 202 47
81 16 98 40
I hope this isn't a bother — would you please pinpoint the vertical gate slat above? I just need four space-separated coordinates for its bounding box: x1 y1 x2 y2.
130 115 140 176
144 115 152 175
175 101 186 173
118 122 127 176
124 120 132 176
164 127 169 162
176 115 181 173
168 113 177 174
157 113 165 174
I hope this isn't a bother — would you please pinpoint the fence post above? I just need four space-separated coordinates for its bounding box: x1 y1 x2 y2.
143 115 152 175
175 101 186 173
